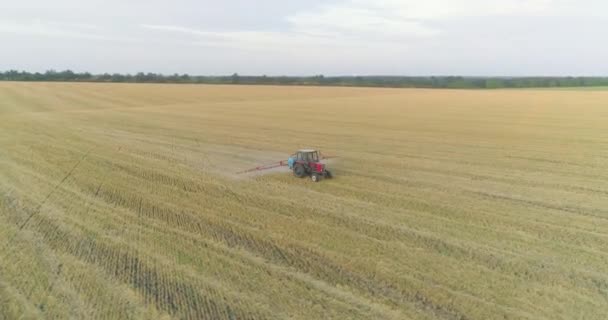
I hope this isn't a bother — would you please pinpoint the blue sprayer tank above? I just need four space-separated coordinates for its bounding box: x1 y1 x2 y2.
287 156 296 169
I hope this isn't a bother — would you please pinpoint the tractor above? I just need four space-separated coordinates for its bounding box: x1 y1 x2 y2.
287 149 332 182
237 149 334 182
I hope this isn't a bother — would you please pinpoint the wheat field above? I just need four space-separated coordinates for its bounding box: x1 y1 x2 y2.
1 82 607 319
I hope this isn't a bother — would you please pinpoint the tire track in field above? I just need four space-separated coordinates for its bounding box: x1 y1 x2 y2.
471 191 608 221
0 192 266 320
132 217 406 319
17 147 93 231
0 147 94 260
27 213 266 320
81 146 123 217
0 147 97 317
91 185 467 320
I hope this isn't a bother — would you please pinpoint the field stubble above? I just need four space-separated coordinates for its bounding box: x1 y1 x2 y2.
1 82 607 319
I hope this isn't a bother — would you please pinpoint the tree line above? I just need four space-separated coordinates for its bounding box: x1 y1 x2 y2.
2 70 608 89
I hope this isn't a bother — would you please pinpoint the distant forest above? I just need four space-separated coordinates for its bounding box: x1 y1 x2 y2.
2 70 608 89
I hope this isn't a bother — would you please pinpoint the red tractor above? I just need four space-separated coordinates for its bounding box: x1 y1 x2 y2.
238 149 334 182
287 149 333 182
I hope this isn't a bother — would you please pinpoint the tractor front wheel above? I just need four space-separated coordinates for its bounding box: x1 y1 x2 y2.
311 173 320 182
293 164 306 178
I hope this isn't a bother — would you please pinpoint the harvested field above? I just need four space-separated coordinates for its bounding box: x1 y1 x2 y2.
1 82 607 319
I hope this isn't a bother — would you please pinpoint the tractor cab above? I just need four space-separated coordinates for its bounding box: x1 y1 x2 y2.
295 149 319 162
288 149 332 182
288 149 318 168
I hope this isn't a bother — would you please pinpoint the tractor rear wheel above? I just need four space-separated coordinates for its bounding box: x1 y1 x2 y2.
324 170 333 179
293 164 306 178
311 173 320 182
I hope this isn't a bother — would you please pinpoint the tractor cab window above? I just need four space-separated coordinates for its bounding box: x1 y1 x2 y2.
296 151 319 162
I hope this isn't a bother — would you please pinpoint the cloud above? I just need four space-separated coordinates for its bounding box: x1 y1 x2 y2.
287 6 439 38
140 24 221 38
140 0 573 52
140 24 380 52
0 20 134 42
286 0 560 39
362 0 555 19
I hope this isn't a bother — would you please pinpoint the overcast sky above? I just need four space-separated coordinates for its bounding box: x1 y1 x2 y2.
1 0 607 76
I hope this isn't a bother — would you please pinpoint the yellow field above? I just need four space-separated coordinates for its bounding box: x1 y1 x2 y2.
1 82 607 319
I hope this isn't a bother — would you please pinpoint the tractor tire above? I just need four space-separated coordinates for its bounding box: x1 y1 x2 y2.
324 170 333 179
311 173 320 182
293 164 306 178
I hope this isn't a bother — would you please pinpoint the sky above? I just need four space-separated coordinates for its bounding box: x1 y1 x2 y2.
1 0 607 76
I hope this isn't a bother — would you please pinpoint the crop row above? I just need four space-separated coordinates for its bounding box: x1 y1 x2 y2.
91 185 467 320
0 189 265 319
